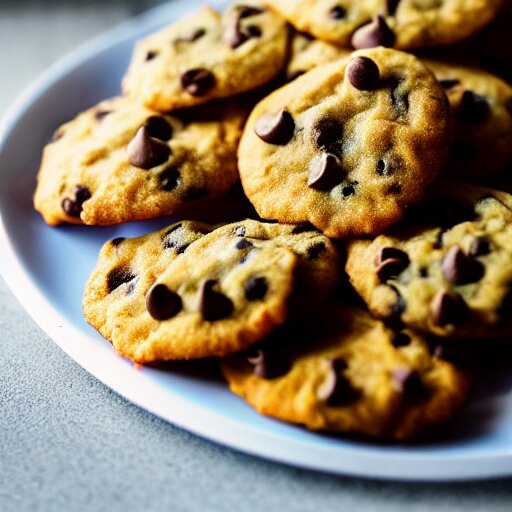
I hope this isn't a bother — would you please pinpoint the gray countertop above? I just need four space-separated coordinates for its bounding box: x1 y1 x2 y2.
1 2 512 511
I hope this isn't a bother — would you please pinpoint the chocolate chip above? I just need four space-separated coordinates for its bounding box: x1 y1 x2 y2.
307 242 326 259
199 280 234 321
342 183 357 197
244 276 268 301
146 284 182 320
180 68 215 96
439 79 461 90
347 56 380 90
457 91 491 124
392 369 427 401
127 126 171 169
111 237 125 247
419 267 428 278
61 185 91 218
229 21 262 48
351 15 395 49
254 109 295 145
317 358 359 406
159 167 180 191
330 5 347 19
391 332 411 348
291 222 318 234
107 266 136 293
247 348 289 379
95 109 112 121
175 28 206 43
144 116 173 141
376 159 387 175
468 236 491 257
308 153 345 190
430 290 468 327
236 238 253 250
375 247 410 282
441 246 485 285
313 118 343 155
386 0 400 15
146 50 158 61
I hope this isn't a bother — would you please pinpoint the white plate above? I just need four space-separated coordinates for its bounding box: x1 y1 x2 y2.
1 0 512 482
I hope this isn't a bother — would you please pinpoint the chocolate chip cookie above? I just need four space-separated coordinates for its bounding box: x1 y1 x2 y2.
423 60 512 180
346 182 512 338
34 96 245 225
238 47 450 238
122 1 289 111
222 303 470 440
267 0 504 50
84 220 338 363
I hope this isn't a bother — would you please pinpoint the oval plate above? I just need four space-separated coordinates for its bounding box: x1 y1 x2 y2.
1 0 512 481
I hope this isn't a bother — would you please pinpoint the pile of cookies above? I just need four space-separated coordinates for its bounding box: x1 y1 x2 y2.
34 0 512 441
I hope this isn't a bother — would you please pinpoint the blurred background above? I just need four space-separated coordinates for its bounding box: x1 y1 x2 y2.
0 0 164 115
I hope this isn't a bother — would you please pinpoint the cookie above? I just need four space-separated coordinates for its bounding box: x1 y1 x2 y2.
346 182 512 338
34 96 245 226
267 0 504 50
83 220 213 351
238 47 450 238
83 220 339 363
286 31 349 81
122 1 289 111
222 304 470 440
424 60 512 180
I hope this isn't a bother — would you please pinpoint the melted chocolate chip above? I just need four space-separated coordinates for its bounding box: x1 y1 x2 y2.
441 246 485 285
61 185 91 218
199 280 234 321
238 6 264 18
144 116 173 141
145 50 158 61
439 79 461 90
342 183 357 197
95 109 112 121
159 167 180 191
307 242 326 259
347 56 380 90
254 109 295 145
457 91 491 124
244 276 268 301
236 238 253 250
317 358 359 406
468 236 491 257
146 284 182 320
387 284 406 319
419 267 429 278
376 159 387 175
127 126 171 169
247 348 289 379
313 118 343 155
107 266 136 293
392 369 427 401
180 68 215 96
351 15 395 49
330 5 347 19
430 290 468 327
111 237 125 247
308 153 345 190
391 331 411 348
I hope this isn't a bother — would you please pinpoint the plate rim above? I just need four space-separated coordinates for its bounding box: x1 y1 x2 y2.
1 0 512 482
